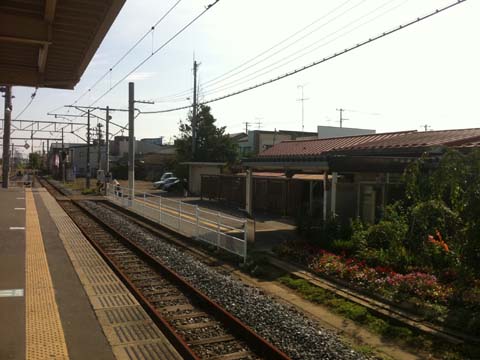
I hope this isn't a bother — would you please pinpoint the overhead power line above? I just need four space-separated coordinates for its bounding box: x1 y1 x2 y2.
154 0 406 103
153 0 358 102
14 88 38 120
48 0 184 114
199 0 405 98
87 0 221 107
139 0 466 115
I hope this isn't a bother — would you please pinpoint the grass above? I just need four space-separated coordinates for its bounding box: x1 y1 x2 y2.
278 275 479 360
62 178 97 194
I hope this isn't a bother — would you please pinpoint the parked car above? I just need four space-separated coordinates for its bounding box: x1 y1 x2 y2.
162 177 181 192
153 172 174 189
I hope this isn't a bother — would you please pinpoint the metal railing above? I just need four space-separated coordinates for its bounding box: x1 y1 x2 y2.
106 184 248 262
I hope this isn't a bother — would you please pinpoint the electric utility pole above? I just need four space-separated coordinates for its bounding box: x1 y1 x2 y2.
128 82 135 197
336 108 348 128
297 85 309 132
126 83 153 198
191 60 199 156
2 85 12 188
105 106 110 174
97 122 103 171
244 122 250 134
86 110 91 189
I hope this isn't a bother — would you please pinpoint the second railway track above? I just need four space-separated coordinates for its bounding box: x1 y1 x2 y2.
58 199 288 360
38 177 370 360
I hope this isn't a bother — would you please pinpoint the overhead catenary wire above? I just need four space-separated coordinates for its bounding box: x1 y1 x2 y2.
199 0 406 98
139 0 466 115
47 0 184 114
153 0 406 103
152 0 358 102
87 0 221 107
14 88 38 120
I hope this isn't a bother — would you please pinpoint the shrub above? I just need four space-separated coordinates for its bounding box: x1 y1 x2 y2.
365 204 408 251
410 200 459 249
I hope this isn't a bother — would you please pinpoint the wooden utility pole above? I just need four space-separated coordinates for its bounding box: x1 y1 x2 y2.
191 60 199 156
86 110 91 189
128 82 135 196
2 85 12 188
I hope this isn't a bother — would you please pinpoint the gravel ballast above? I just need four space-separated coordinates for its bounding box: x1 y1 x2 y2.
82 201 368 360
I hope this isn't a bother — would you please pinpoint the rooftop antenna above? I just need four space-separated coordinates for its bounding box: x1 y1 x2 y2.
254 116 263 130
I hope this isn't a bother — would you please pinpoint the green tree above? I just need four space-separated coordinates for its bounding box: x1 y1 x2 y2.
404 149 480 276
175 105 238 163
28 153 41 170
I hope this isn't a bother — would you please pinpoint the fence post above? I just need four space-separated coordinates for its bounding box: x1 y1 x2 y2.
217 211 221 247
196 206 200 239
159 196 162 224
143 193 146 216
178 201 182 230
243 221 248 263
130 187 135 208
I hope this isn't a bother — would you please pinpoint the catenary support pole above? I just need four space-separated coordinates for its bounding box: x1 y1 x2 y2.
2 85 12 188
97 122 102 171
86 110 91 189
128 82 135 199
61 127 65 182
11 143 14 176
105 106 110 174
191 60 198 156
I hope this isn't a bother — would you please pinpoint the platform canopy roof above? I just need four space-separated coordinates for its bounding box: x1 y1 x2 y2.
0 0 125 89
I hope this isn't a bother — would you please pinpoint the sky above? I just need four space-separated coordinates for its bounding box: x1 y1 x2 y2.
4 0 479 155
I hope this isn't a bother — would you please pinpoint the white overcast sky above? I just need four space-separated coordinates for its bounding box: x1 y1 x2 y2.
6 0 479 153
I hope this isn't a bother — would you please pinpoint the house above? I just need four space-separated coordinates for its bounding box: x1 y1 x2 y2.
207 128 480 223
236 129 317 156
142 145 176 180
48 142 107 179
317 125 375 139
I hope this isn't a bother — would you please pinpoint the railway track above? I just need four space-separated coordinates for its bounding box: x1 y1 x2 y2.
39 178 289 360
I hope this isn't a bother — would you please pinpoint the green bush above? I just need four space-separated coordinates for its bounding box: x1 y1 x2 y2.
410 200 459 247
366 220 407 250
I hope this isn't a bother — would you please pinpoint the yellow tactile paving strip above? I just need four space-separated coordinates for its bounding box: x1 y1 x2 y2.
25 189 70 360
38 191 182 360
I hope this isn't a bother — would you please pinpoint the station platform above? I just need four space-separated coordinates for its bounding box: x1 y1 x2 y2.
0 186 181 360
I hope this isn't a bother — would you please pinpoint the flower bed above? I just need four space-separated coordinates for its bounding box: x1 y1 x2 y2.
308 250 453 304
274 239 480 336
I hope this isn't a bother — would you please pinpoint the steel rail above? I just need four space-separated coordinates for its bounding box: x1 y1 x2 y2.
38 177 290 359
70 199 290 360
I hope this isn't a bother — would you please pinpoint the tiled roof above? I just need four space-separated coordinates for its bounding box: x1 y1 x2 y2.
258 130 415 158
257 128 480 159
341 128 480 151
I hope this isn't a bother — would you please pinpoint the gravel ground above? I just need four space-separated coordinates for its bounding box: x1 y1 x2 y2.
82 201 369 360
